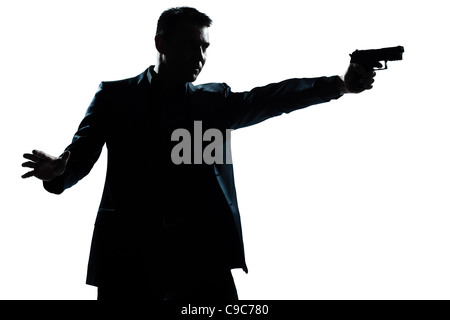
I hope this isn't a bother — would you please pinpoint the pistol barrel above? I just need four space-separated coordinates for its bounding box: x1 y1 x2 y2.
350 45 404 70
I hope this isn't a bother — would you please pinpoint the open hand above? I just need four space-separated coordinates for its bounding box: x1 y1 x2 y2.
22 150 70 181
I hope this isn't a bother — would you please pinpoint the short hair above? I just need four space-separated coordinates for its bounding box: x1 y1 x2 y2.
156 7 212 37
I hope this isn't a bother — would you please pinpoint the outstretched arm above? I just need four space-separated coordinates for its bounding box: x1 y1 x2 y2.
223 63 377 130
21 82 107 194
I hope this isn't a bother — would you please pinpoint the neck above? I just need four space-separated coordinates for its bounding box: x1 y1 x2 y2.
154 62 186 95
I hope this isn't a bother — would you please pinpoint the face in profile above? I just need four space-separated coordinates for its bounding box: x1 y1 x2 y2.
157 21 210 83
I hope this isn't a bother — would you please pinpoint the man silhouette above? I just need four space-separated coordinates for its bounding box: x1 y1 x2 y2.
22 7 377 300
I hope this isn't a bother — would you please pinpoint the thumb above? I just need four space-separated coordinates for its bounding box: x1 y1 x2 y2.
61 150 71 163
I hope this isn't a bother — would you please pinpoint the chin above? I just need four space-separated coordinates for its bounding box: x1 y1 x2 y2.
187 74 199 83
178 68 201 83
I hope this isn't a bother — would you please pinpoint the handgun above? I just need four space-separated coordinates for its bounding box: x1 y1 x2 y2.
350 45 404 71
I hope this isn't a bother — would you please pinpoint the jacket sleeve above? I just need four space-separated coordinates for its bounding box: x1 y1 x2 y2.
43 82 108 194
223 76 344 130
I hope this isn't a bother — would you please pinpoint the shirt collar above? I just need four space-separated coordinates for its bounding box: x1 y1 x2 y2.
147 65 157 86
147 65 190 96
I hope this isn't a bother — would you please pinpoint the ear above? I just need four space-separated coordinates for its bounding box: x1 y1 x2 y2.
155 34 165 54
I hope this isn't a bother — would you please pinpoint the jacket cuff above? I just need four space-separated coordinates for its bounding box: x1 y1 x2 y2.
43 174 65 195
315 76 345 101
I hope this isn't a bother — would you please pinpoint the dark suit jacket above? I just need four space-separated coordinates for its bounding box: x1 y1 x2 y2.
44 66 342 286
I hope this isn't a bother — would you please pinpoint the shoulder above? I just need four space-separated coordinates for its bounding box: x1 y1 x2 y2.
98 69 148 92
91 69 149 107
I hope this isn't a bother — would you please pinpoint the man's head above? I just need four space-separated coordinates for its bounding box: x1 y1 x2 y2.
155 7 212 83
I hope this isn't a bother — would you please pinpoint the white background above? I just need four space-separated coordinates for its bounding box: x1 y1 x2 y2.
1 0 449 299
